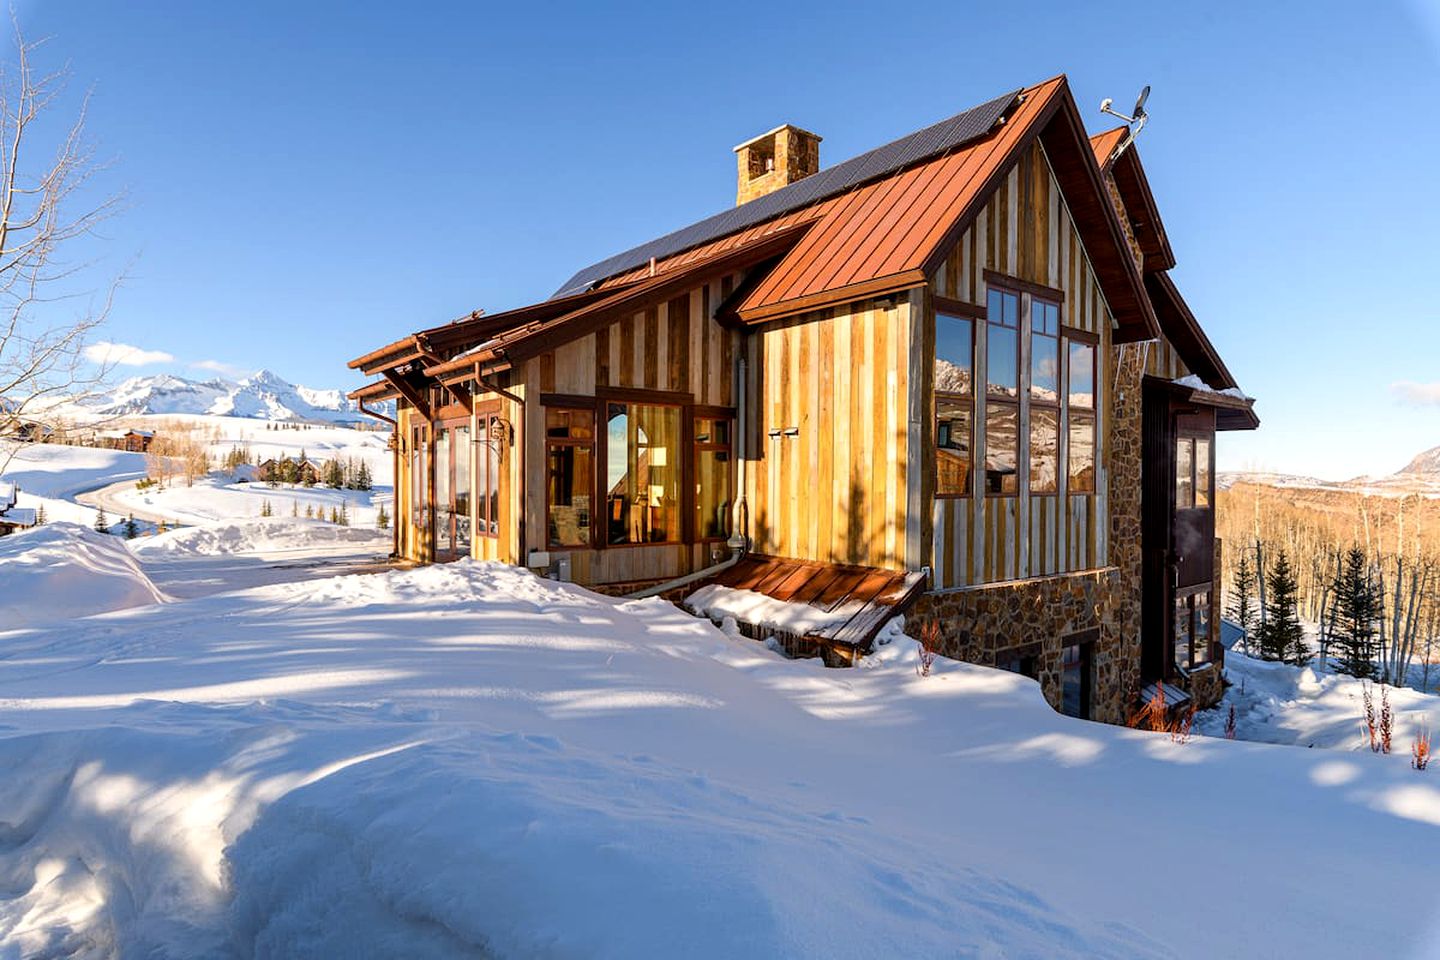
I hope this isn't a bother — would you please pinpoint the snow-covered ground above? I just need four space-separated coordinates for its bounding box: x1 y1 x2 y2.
0 524 168 627
1198 650 1440 754
2 415 393 533
2 547 1440 957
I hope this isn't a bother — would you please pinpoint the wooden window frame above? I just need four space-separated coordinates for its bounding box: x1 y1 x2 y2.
542 401 598 549
1174 432 1213 512
934 310 975 500
1028 295 1062 498
692 411 736 543
1060 630 1097 719
1172 585 1215 675
984 284 1022 498
474 403 503 540
542 392 737 551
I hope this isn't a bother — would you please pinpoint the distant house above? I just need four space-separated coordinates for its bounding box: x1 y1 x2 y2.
0 482 37 536
349 75 1259 723
96 429 155 453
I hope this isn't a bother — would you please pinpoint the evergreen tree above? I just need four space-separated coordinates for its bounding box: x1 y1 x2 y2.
291 500 299 518
1257 548 1305 663
324 458 344 489
305 504 314 519
35 504 46 525
1228 552 1257 647
93 506 110 534
355 461 372 492
339 500 350 527
122 514 138 539
329 505 339 524
260 499 273 518
279 457 300 485
376 504 389 530
1332 546 1380 678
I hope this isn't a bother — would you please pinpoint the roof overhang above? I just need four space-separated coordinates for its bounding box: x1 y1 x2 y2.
1145 271 1238 390
1148 374 1259 432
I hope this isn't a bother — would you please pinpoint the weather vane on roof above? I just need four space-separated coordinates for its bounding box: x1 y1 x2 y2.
1098 85 1151 160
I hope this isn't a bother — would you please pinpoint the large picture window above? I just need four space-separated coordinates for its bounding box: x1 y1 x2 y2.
694 416 733 540
433 420 471 557
1029 299 1060 495
985 287 1020 496
1067 338 1096 494
935 312 973 497
606 402 681 545
546 407 594 547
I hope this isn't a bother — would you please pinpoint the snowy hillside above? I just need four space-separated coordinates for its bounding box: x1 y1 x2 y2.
0 557 1438 956
1400 443 1440 476
73 369 391 425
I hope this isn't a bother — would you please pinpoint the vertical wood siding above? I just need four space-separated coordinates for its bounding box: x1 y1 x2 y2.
928 140 1113 589
741 294 914 570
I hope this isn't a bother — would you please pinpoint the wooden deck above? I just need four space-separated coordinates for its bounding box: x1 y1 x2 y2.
705 554 927 654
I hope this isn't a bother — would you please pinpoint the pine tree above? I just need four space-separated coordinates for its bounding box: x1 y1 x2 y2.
291 500 299 518
1228 552 1257 650
93 506 110 534
339 500 350 527
305 504 314 519
1332 546 1379 678
260 499 273 518
1257 548 1305 663
35 504 46 525
329 505 339 524
377 504 389 530
122 514 138 539
355 460 372 491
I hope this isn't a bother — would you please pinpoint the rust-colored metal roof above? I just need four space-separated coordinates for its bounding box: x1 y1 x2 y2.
1089 127 1127 170
698 554 927 651
346 379 399 402
734 78 1070 323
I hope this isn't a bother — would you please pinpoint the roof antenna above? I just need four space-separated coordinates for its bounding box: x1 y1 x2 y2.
1098 85 1150 160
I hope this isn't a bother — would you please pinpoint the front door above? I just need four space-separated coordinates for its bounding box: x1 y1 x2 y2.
433 419 472 561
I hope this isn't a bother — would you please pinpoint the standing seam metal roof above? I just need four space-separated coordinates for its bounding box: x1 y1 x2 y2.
551 87 1021 299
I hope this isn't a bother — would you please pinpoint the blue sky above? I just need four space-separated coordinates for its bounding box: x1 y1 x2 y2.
16 1 1440 479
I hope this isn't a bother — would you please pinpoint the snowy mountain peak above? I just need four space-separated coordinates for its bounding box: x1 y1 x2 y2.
83 371 390 425
1398 445 1440 477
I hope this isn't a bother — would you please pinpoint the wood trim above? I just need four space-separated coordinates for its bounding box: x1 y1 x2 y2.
932 294 987 320
736 269 926 324
1061 324 1099 345
983 268 1065 303
714 259 780 328
692 403 737 420
596 385 692 406
540 392 597 409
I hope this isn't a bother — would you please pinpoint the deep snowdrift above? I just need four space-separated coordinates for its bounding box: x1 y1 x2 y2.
0 523 166 626
132 516 388 557
1 562 1439 958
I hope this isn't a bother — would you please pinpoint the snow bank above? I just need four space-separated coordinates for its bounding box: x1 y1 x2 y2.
132 516 388 557
686 581 857 636
1 562 1440 957
0 523 167 626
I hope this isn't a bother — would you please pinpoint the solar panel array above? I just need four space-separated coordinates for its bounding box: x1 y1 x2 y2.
551 87 1022 299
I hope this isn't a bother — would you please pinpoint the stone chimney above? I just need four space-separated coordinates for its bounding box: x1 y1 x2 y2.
733 124 821 206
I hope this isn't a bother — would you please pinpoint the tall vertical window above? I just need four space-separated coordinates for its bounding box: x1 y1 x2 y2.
1067 338 1097 493
985 287 1020 496
1029 299 1060 494
1174 589 1214 672
935 313 973 497
606 402 681 545
1061 635 1094 719
694 417 733 540
1175 435 1212 510
475 415 501 539
545 407 594 547
410 424 428 531
433 421 471 556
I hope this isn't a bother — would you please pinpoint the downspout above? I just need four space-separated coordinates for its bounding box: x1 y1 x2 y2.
625 334 751 600
359 399 400 560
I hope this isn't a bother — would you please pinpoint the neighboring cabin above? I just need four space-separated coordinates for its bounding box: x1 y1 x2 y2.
349 76 1257 724
0 482 36 536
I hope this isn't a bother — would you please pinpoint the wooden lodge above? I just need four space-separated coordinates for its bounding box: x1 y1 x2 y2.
349 76 1257 723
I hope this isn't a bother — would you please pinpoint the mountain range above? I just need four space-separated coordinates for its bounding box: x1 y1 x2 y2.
76 371 391 425
1221 441 1440 497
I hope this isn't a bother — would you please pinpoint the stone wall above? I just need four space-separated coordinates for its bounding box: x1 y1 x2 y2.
907 567 1137 724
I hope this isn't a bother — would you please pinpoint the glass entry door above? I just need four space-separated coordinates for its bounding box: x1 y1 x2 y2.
433 419 472 560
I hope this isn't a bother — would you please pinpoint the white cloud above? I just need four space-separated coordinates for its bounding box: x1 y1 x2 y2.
84 341 175 366
1390 381 1440 407
191 359 248 378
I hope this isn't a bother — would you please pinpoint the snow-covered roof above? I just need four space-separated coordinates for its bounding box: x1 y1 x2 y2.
0 481 14 509
1172 374 1250 402
0 506 36 527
